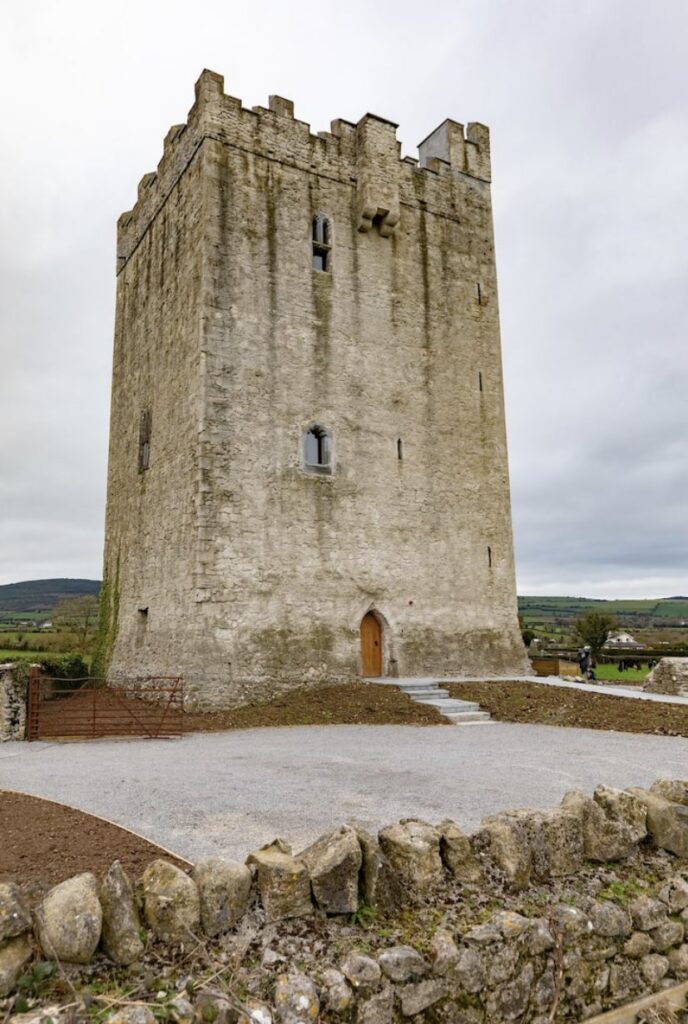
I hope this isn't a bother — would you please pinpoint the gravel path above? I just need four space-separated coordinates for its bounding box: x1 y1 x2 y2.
1 722 685 862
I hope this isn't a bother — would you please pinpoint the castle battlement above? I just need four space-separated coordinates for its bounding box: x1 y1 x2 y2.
117 69 492 273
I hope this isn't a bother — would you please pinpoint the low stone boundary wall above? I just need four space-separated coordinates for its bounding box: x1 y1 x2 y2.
0 664 26 742
3 779 688 1023
644 658 688 696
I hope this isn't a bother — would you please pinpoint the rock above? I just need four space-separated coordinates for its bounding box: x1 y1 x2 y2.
377 820 443 892
644 660 688 696
516 808 583 877
640 954 669 986
195 986 236 1024
650 919 684 951
534 968 556 1010
274 972 319 1024
484 943 520 988
399 979 445 1017
0 934 32 998
668 944 688 977
627 788 688 857
0 883 32 943
142 860 200 941
378 946 429 982
463 922 501 945
623 932 653 958
492 911 529 939
550 904 593 939
321 969 352 1013
594 967 610 994
651 779 688 805
594 785 648 842
192 858 252 936
238 1001 273 1024
349 825 403 914
429 929 460 975
37 872 102 963
659 876 688 911
437 821 482 884
169 998 194 1024
608 961 639 999
299 827 361 915
589 901 632 938
341 952 381 990
525 919 555 954
561 791 635 861
100 860 144 965
450 948 484 993
630 896 668 932
356 985 393 1024
497 962 533 1022
7 1006 70 1024
478 816 531 890
246 841 312 923
105 1009 156 1024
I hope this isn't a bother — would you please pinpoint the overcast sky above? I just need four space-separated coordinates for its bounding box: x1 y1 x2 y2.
1 0 686 597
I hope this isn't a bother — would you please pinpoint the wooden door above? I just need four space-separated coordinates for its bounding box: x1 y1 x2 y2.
360 613 382 677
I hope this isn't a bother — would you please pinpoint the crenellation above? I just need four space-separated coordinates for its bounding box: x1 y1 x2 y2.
117 72 493 275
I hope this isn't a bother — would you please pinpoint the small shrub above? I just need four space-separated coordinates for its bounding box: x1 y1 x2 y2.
38 654 90 679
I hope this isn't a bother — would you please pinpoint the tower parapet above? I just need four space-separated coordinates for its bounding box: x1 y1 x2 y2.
117 69 493 273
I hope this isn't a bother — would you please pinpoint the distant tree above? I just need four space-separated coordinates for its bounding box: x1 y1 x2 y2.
52 595 100 656
521 627 536 647
574 611 618 660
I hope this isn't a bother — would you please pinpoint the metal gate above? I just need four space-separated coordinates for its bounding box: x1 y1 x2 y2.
27 668 184 741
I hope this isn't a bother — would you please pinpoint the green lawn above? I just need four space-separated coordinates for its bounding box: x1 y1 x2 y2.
594 663 647 683
0 649 52 662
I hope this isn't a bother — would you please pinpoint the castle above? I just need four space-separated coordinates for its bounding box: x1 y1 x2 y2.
100 70 529 708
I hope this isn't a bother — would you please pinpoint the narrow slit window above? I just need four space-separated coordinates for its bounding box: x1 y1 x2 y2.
397 438 403 460
138 409 151 472
487 545 492 568
312 214 331 272
304 424 332 473
479 371 483 392
477 282 483 305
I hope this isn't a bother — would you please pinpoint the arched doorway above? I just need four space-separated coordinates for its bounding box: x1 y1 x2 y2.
360 612 382 677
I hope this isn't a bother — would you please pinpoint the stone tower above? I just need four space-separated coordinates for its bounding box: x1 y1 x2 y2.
101 70 529 708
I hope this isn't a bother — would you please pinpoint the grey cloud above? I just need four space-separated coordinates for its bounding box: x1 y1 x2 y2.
0 0 686 597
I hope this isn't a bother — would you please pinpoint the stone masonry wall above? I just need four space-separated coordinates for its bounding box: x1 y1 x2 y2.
103 70 530 709
3 779 688 1022
0 665 26 742
644 659 688 697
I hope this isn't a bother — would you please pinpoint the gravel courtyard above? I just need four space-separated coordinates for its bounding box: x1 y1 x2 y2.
1 722 685 863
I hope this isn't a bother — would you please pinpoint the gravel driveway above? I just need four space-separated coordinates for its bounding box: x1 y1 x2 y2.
1 722 685 862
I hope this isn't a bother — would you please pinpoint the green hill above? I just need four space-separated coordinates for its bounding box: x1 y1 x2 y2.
0 579 101 614
519 595 688 626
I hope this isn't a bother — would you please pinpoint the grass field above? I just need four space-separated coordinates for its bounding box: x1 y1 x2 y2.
0 649 52 662
593 663 647 682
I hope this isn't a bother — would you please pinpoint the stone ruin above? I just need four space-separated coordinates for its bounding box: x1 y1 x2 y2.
645 659 688 697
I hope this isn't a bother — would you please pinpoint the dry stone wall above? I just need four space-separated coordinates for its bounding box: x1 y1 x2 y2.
4 780 688 1022
0 665 26 742
644 659 688 697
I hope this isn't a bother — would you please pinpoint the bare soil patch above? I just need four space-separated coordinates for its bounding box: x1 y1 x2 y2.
447 680 688 736
183 681 449 731
0 790 189 897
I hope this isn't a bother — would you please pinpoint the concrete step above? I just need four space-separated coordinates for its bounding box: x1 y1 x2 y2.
406 689 447 699
420 698 483 713
444 713 494 725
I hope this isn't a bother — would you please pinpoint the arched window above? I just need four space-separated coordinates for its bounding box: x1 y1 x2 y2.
312 214 331 272
304 424 332 473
